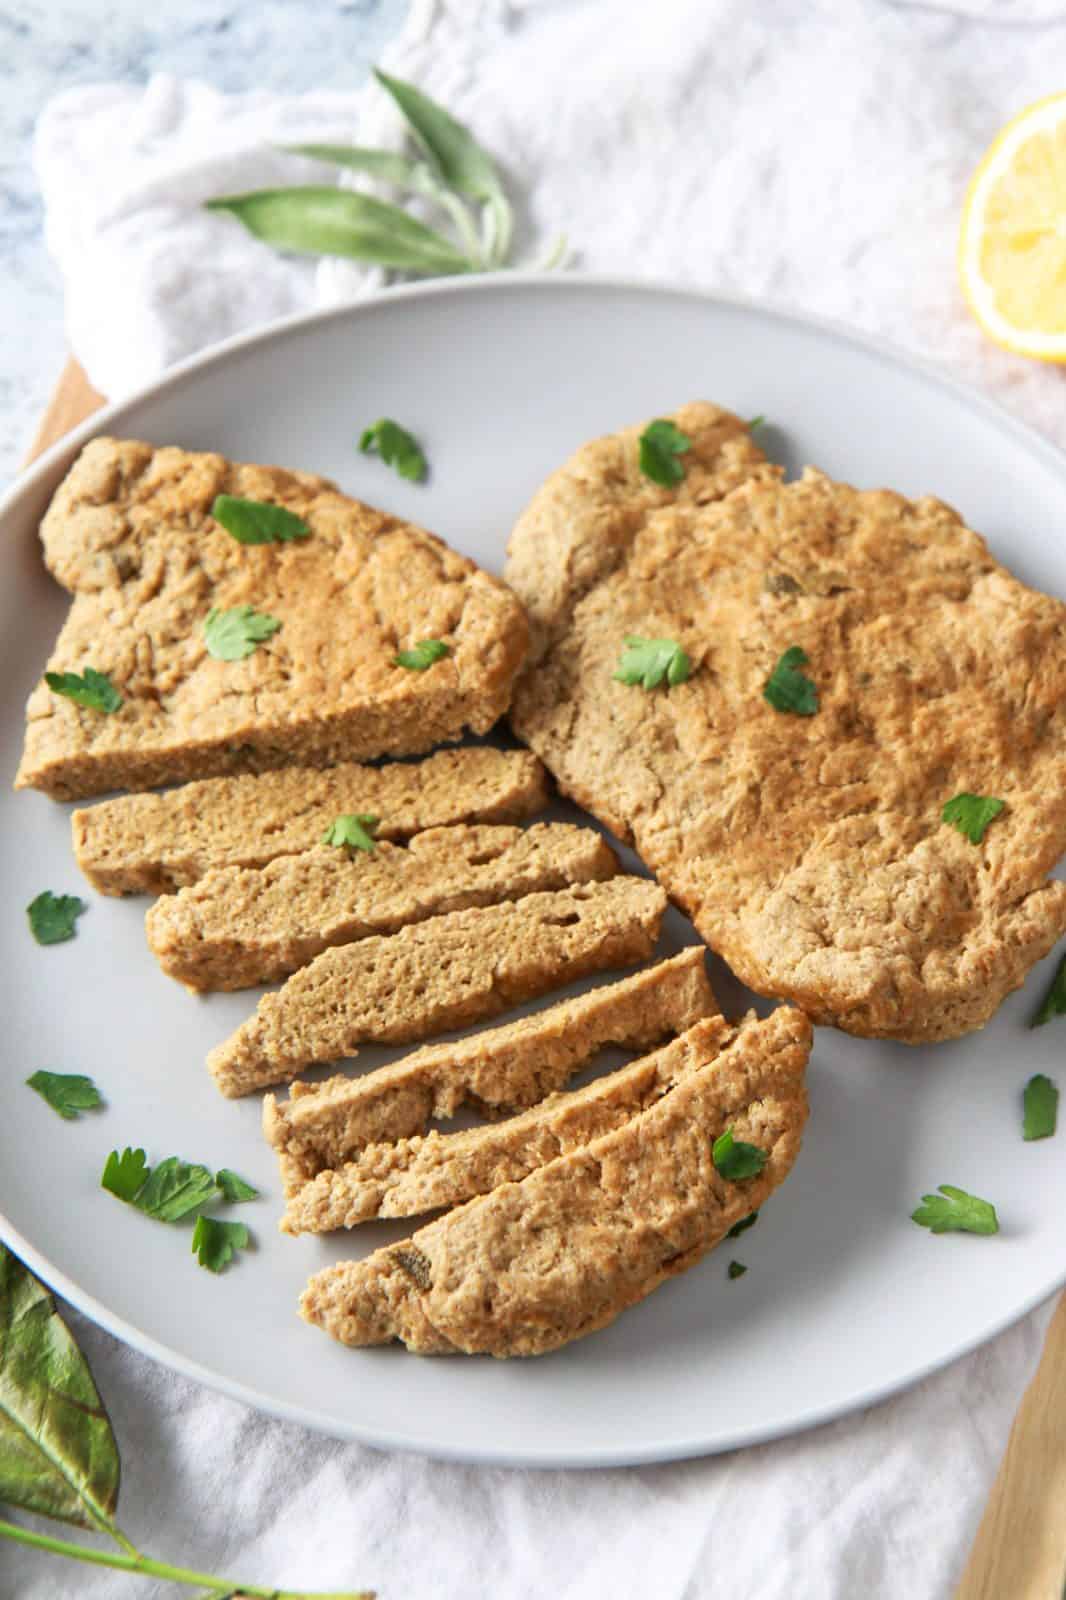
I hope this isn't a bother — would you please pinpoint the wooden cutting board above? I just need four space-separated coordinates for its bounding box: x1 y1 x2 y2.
24 357 1066 1600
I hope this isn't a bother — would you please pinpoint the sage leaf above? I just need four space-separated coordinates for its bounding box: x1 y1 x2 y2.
206 186 470 274
281 143 439 196
0 1244 120 1530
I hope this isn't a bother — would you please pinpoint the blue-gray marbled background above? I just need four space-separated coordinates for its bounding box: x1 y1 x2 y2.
0 0 408 485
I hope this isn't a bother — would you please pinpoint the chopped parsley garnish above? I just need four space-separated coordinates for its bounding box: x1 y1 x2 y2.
27 891 87 946
727 1260 748 1280
763 647 818 716
359 418 427 482
911 1184 999 1236
712 1127 768 1181
1031 954 1066 1028
44 667 122 714
395 639 450 671
748 415 766 430
26 1071 103 1120
216 1168 259 1203
1022 1074 1058 1141
322 813 379 853
726 1210 759 1240
941 793 1005 846
101 1149 258 1225
203 604 282 661
211 494 311 545
614 636 691 691
192 1216 250 1273
638 419 693 487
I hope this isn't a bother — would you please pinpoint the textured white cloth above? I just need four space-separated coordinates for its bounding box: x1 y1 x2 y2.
17 1 1066 1595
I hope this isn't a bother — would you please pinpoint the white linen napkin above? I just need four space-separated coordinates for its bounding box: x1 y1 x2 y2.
17 1 1066 1595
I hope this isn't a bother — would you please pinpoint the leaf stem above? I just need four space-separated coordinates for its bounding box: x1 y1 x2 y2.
0 1517 374 1598
432 183 483 268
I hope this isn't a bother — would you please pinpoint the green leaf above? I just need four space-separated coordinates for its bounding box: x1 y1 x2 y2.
911 1184 999 1236
210 495 310 545
191 1217 249 1274
25 1072 103 1121
763 646 819 716
712 1126 768 1181
613 636 691 691
358 418 427 482
215 1169 259 1204
373 68 513 262
941 793 1005 846
726 1210 759 1240
748 415 766 429
27 892 87 947
134 1158 219 1223
100 1147 149 1203
638 419 693 487
727 1260 748 1280
395 639 450 671
1023 1073 1058 1141
1031 954 1066 1028
203 605 282 662
44 667 122 715
206 186 471 274
0 1243 120 1529
322 813 379 853
280 143 438 195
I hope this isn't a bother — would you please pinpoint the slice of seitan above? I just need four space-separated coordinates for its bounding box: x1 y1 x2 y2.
71 747 549 896
146 822 617 991
299 1005 811 1357
16 438 529 800
282 1015 733 1232
209 876 667 1098
263 947 717 1195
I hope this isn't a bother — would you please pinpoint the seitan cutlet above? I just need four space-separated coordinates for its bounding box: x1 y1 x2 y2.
209 876 667 1098
16 437 528 800
299 1005 811 1357
146 822 617 991
506 412 1066 1043
263 946 717 1195
282 1015 735 1232
71 747 549 896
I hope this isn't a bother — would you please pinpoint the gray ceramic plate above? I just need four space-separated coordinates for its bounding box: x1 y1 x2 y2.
1 276 1064 1467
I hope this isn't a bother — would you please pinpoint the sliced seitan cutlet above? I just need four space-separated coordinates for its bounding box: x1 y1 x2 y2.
209 876 667 1098
263 947 717 1195
282 1015 734 1232
71 747 549 896
16 437 528 800
299 1005 811 1357
146 822 617 991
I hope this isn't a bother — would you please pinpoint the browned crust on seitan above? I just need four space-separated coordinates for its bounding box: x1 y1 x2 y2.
507 411 1066 1042
209 876 667 1098
299 1006 810 1357
146 822 617 991
17 438 529 799
71 748 549 896
282 1015 734 1232
263 947 717 1195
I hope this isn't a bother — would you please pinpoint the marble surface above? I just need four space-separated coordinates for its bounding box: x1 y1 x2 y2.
0 0 407 484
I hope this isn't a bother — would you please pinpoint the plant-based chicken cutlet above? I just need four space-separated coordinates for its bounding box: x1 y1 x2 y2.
16 437 528 800
506 406 1066 1042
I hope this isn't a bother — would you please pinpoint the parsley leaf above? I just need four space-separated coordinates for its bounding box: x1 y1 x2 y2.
322 813 379 853
727 1260 748 1280
726 1210 759 1240
763 647 819 716
44 668 122 714
359 419 427 482
941 793 1005 846
395 639 450 671
911 1184 999 1236
748 415 766 430
101 1147 150 1203
203 604 282 661
638 419 693 487
614 636 691 690
211 495 311 545
1031 954 1066 1027
135 1157 219 1223
1023 1074 1058 1141
192 1216 249 1274
216 1168 259 1203
27 891 87 946
712 1127 768 1181
26 1071 103 1121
